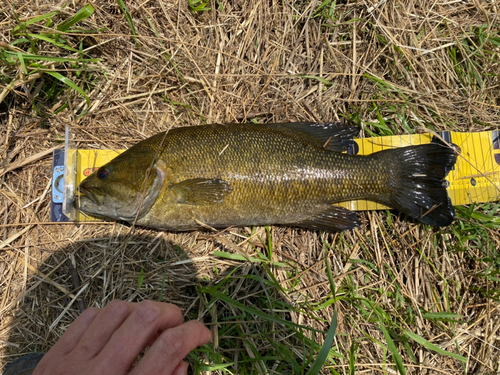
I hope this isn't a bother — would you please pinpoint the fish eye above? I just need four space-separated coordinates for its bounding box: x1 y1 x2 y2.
97 169 109 179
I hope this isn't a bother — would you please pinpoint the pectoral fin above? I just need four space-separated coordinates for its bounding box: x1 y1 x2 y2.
171 178 233 205
292 206 361 231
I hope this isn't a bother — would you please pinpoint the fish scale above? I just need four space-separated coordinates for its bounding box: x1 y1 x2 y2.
75 122 458 231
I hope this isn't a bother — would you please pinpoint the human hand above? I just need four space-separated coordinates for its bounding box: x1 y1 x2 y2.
33 300 211 375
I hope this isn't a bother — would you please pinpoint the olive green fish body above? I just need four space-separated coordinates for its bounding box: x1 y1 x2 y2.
76 123 458 231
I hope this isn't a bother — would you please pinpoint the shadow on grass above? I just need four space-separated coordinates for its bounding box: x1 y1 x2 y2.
3 229 333 374
3 232 204 369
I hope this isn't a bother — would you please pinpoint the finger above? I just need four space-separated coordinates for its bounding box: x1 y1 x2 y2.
55 308 100 354
73 300 136 358
48 308 101 357
33 308 100 373
129 320 211 375
93 300 184 374
171 361 189 375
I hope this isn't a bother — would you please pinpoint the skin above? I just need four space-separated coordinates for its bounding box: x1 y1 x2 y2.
32 300 211 375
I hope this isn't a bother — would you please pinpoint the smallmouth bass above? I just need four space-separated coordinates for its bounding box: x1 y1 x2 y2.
75 122 459 231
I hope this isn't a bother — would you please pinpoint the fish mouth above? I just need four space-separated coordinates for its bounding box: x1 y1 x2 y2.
76 185 94 203
75 185 105 209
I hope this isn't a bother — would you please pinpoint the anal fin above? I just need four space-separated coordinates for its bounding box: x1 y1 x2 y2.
291 206 361 232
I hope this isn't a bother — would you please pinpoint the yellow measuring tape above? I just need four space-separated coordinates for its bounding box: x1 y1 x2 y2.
66 130 500 221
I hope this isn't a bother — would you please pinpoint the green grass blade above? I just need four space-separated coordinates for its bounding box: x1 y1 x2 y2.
303 257 339 374
364 73 409 100
349 342 357 375
24 11 59 26
137 268 145 288
486 35 500 47
402 335 418 364
213 250 287 266
325 257 336 293
422 312 463 320
200 286 325 334
305 311 338 375
213 250 262 262
45 71 90 109
9 38 30 46
198 363 234 371
26 33 79 52
378 319 406 375
311 297 336 311
158 271 168 302
313 0 336 17
116 0 137 36
57 4 95 32
299 75 333 87
17 52 27 75
13 11 59 34
189 0 211 12
469 211 500 224
405 330 467 363
6 51 99 63
373 106 393 135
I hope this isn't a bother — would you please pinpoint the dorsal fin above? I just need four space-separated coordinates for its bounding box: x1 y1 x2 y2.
262 122 359 152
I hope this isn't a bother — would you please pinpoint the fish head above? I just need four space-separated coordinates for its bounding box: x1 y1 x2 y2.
75 150 166 222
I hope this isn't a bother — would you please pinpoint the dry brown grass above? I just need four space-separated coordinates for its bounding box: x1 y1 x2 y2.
1 0 500 373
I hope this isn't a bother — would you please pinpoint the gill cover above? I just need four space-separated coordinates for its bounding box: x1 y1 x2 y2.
75 149 166 222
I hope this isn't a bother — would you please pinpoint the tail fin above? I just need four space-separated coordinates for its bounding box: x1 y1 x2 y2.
377 143 459 226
